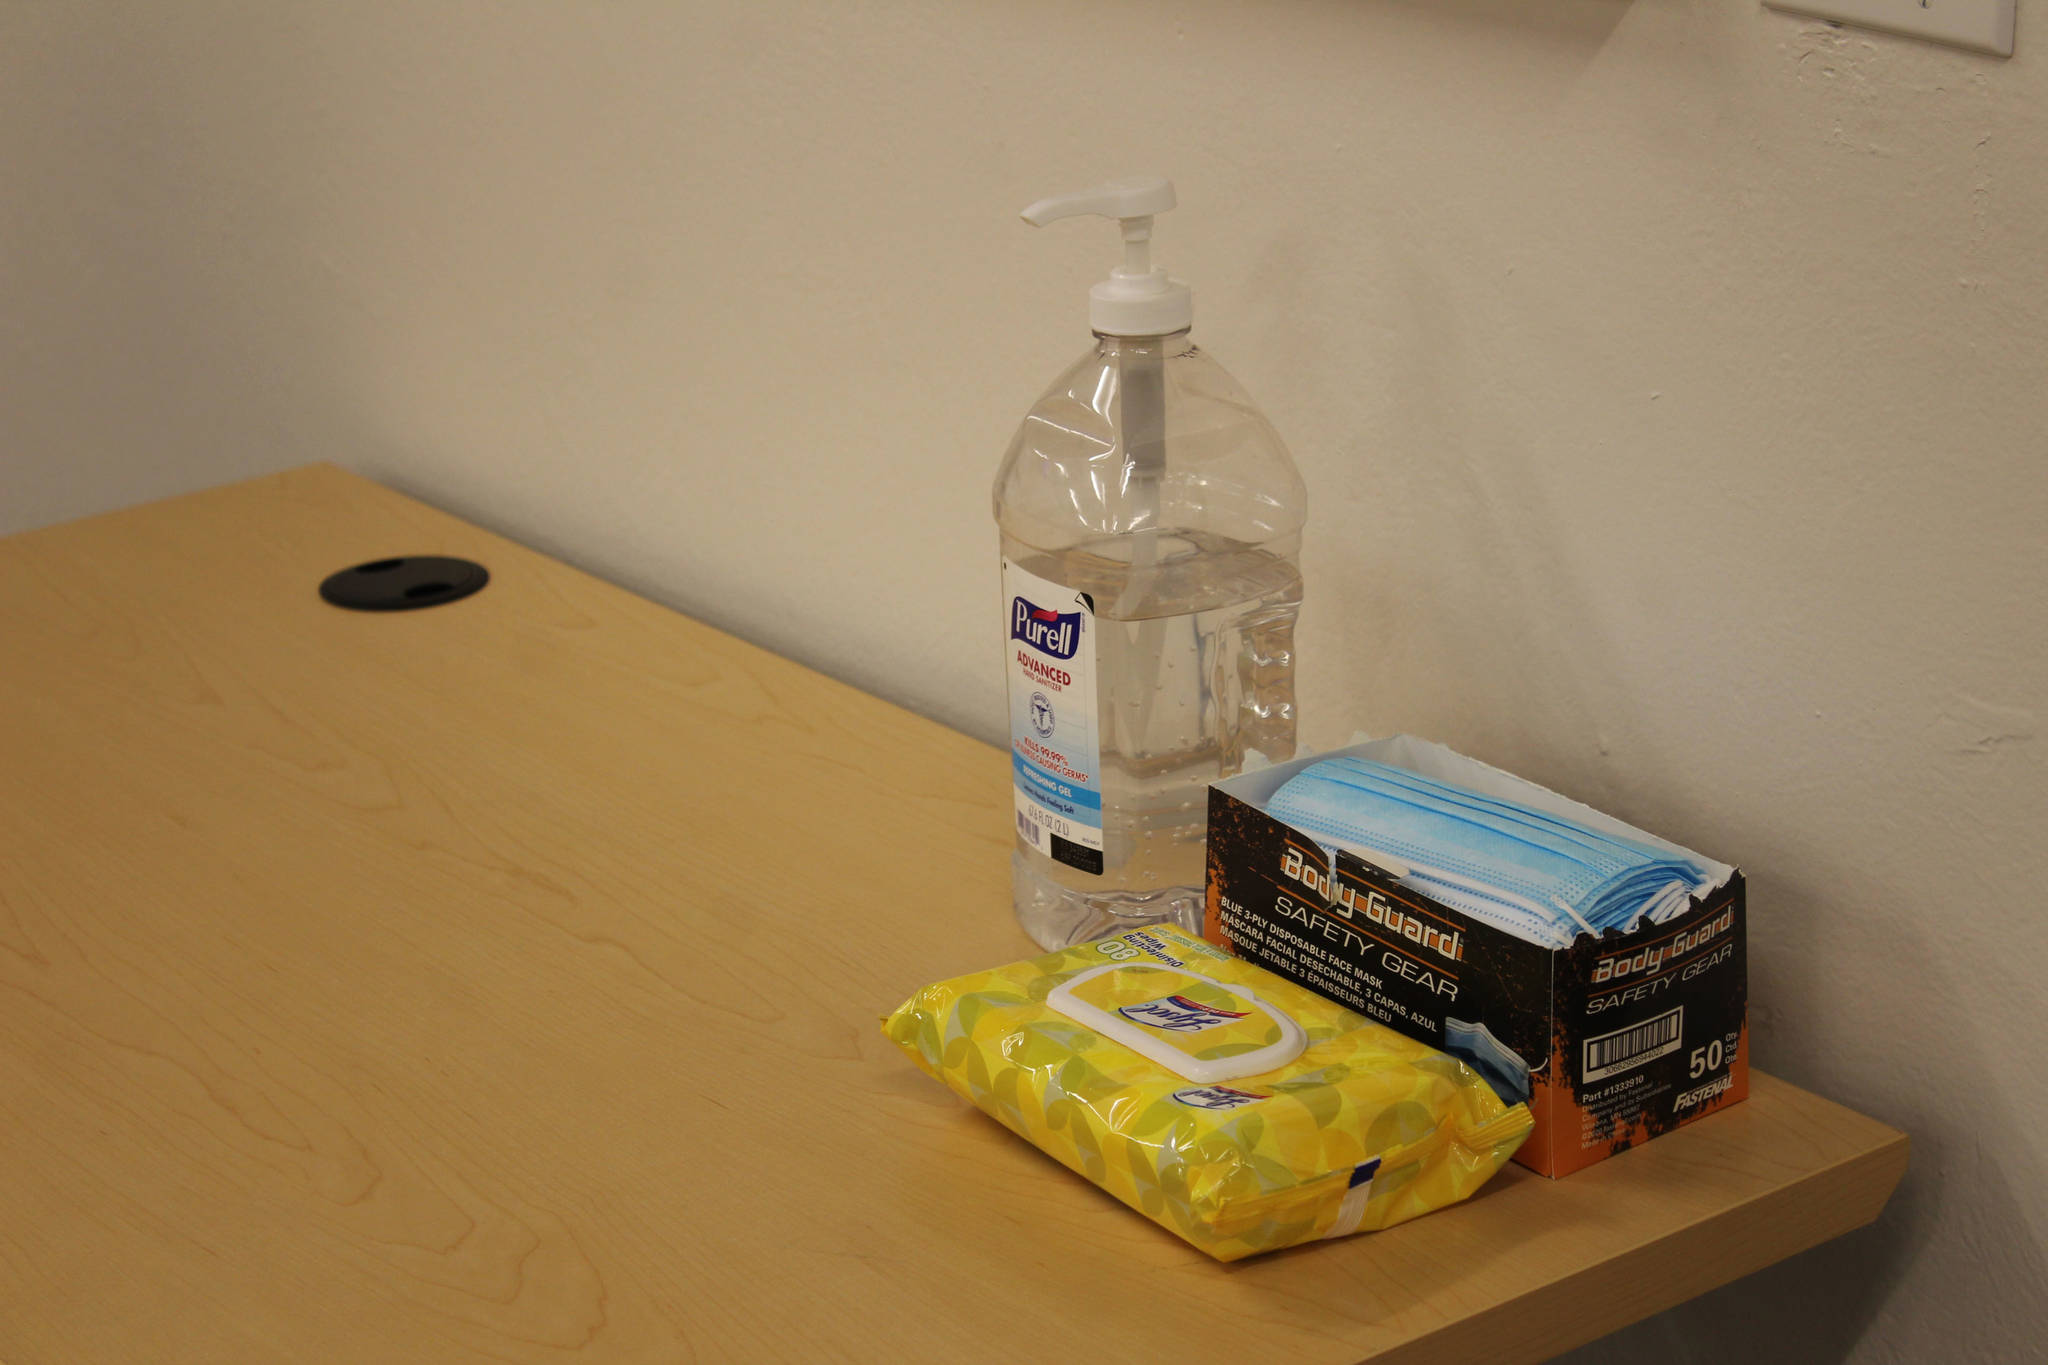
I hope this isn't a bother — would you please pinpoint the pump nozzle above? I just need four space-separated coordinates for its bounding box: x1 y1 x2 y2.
1020 176 1192 337
1020 176 1177 229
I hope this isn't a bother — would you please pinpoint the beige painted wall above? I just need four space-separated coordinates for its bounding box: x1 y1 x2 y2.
4 2 2043 1358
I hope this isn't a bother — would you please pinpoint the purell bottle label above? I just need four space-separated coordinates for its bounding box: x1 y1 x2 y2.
1003 559 1103 874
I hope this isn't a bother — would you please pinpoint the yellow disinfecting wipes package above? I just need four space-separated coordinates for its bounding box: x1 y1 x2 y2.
882 923 1533 1261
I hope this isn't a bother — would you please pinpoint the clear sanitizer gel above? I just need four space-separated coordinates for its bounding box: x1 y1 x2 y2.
995 177 1307 950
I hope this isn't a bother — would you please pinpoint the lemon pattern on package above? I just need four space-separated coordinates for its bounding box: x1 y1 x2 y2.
882 923 1533 1261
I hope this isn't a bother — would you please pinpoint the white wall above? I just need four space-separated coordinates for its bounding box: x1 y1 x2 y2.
4 2 2043 1358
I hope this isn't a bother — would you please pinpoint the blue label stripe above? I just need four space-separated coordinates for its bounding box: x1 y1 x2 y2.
1013 752 1103 816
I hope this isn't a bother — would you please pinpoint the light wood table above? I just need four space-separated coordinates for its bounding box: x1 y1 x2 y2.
0 467 1907 1364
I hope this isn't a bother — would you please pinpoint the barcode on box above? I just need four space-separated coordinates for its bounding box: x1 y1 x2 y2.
1582 1006 1684 1083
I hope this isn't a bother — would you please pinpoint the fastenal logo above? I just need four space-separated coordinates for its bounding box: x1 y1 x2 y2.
1011 597 1082 660
1674 1074 1733 1111
1172 1085 1266 1111
1119 994 1250 1034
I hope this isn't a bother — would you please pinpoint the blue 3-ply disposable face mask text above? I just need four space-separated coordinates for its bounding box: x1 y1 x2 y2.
1004 558 1104 875
1267 757 1719 947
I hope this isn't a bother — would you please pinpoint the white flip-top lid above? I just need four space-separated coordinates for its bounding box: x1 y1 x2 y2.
1021 176 1193 337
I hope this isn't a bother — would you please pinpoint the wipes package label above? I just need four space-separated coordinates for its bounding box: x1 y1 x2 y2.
1119 993 1250 1033
1003 558 1103 874
1064 965 1286 1065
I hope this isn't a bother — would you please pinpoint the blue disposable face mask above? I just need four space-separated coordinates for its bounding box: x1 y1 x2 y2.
1268 756 1716 946
1444 1017 1534 1104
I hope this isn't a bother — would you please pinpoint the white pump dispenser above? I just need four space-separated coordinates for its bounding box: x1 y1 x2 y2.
1020 177 1193 337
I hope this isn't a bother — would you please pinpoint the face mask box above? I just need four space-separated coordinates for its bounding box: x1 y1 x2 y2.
1203 736 1747 1178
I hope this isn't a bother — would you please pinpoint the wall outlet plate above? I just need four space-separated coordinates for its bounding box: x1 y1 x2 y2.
1765 0 2016 55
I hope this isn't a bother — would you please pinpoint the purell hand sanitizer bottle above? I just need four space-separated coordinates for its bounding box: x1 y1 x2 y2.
994 177 1307 950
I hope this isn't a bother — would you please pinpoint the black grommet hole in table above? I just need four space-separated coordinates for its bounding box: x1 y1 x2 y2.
319 557 489 611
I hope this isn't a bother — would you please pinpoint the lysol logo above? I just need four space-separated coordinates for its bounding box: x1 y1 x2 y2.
1011 597 1081 660
1172 1085 1266 1111
1118 994 1250 1034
